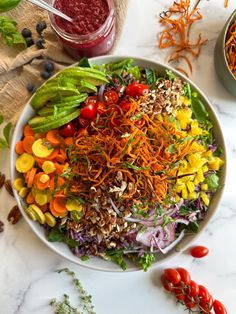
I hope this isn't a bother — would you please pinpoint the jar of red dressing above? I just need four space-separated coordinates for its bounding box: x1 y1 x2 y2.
49 0 116 59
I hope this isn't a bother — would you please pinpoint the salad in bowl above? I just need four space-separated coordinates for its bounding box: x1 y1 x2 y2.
11 56 225 271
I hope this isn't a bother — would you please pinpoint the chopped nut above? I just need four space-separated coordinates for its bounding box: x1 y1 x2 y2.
0 172 6 189
7 205 22 224
0 220 4 233
4 180 14 197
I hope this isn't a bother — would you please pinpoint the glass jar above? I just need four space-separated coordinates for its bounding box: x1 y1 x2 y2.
49 0 116 59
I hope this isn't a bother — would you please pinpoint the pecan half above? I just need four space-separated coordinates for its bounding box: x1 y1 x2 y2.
0 220 4 233
7 205 22 224
0 172 5 189
4 179 14 197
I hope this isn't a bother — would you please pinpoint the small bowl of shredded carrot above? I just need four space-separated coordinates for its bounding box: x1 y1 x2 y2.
10 56 226 272
214 10 236 97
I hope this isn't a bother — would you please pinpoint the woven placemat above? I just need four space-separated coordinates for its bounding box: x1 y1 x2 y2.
0 0 129 122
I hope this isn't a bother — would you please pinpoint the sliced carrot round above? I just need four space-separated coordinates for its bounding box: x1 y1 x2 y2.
49 176 65 192
46 130 62 146
27 167 37 188
26 191 35 204
53 197 67 214
24 124 35 137
46 148 60 161
15 141 25 155
34 172 50 190
22 135 35 154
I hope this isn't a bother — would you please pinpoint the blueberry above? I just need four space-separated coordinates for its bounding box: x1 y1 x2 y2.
36 21 47 34
41 71 51 80
25 37 34 47
27 83 36 93
21 28 32 38
44 61 54 73
35 38 46 49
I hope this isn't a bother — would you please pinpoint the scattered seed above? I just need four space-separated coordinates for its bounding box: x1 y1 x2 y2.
4 180 14 197
7 205 22 225
0 172 5 189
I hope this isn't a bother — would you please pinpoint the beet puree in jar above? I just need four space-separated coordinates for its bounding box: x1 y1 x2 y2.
49 0 116 59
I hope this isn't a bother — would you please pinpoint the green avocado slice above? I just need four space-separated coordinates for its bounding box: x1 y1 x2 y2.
38 104 81 116
29 108 76 127
31 86 80 111
31 109 81 133
78 80 97 93
57 69 108 86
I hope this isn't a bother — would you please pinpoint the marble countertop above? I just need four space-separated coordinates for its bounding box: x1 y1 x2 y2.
1 0 236 313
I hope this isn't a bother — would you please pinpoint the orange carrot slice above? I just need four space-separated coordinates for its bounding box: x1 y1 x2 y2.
27 167 37 188
55 149 67 163
46 130 62 146
24 124 35 137
34 172 50 190
26 191 35 204
50 198 67 217
15 141 25 155
46 148 60 161
22 136 35 154
49 176 65 192
64 137 73 146
54 162 65 175
53 197 67 214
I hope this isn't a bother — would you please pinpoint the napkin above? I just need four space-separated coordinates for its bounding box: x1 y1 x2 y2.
0 0 129 122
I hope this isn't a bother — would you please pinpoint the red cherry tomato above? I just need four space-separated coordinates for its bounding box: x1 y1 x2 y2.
126 82 150 97
176 268 191 285
80 103 97 120
199 294 213 312
174 287 185 301
160 274 174 292
119 100 132 111
198 285 211 303
60 122 75 137
190 246 209 258
85 96 98 105
185 280 199 297
97 102 107 116
164 268 181 285
78 116 90 128
213 300 227 314
104 90 119 105
184 296 196 309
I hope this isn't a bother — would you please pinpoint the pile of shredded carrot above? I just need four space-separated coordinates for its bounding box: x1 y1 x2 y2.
159 0 207 76
224 0 229 8
225 19 236 77
68 100 198 208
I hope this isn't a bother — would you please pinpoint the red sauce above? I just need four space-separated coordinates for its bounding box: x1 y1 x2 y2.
50 0 116 59
54 0 109 36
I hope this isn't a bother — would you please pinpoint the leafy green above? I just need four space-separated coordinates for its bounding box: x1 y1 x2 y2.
166 70 176 81
0 16 26 47
138 252 155 272
106 249 127 271
183 82 191 98
129 66 141 80
78 57 91 68
106 58 134 72
186 221 199 233
205 173 219 191
191 92 208 124
0 113 13 148
145 68 156 85
48 228 79 248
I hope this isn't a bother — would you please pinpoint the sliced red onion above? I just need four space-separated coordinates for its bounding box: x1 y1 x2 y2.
98 84 105 102
136 226 163 247
175 218 189 225
125 217 142 223
156 230 185 254
109 198 121 216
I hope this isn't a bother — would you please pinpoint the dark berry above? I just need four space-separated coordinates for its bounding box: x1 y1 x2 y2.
44 61 54 73
27 83 36 93
25 37 34 47
21 28 32 38
35 38 46 49
36 21 47 34
40 71 51 80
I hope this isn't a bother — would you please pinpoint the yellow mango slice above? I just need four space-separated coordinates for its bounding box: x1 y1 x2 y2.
16 153 35 173
32 139 54 158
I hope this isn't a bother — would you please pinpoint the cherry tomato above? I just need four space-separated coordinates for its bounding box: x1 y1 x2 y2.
126 82 150 97
104 90 119 105
107 106 119 115
164 268 181 285
60 122 75 137
97 102 107 116
184 296 196 309
80 103 97 120
185 280 199 297
85 96 98 105
190 246 209 258
176 268 191 285
174 287 185 301
119 100 132 111
198 285 211 303
199 294 213 313
213 300 227 314
161 274 174 292
78 116 90 128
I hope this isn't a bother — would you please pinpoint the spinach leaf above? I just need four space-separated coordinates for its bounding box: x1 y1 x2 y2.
191 92 208 124
129 66 141 80
48 227 64 242
186 221 199 233
205 173 219 191
145 68 156 85
106 249 127 271
0 16 26 47
78 57 91 68
166 69 176 81
138 252 155 272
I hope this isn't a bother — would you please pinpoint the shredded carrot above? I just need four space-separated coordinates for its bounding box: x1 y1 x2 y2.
158 0 207 75
225 19 236 77
224 0 229 7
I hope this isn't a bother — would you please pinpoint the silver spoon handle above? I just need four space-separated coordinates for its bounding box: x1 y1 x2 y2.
26 0 73 23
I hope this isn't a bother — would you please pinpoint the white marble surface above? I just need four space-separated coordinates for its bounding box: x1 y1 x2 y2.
1 0 236 313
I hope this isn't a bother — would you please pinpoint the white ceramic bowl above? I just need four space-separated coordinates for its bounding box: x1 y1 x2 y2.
10 56 227 272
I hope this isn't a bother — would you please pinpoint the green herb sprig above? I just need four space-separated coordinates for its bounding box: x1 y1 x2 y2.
0 16 26 47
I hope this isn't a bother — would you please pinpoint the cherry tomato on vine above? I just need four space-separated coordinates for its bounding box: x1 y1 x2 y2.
190 246 209 258
176 268 191 285
184 296 196 309
198 285 211 303
96 102 107 116
60 122 76 137
161 274 174 292
185 280 199 297
174 287 185 301
213 300 228 314
164 268 181 285
80 103 97 120
126 82 150 97
104 90 119 105
199 294 213 313
78 116 90 128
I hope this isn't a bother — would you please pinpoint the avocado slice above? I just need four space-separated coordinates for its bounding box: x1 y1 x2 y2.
53 94 87 104
31 109 80 133
38 104 81 116
57 69 108 86
31 86 80 111
78 80 97 93
29 108 76 127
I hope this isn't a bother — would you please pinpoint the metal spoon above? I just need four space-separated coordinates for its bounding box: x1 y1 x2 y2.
26 0 73 23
